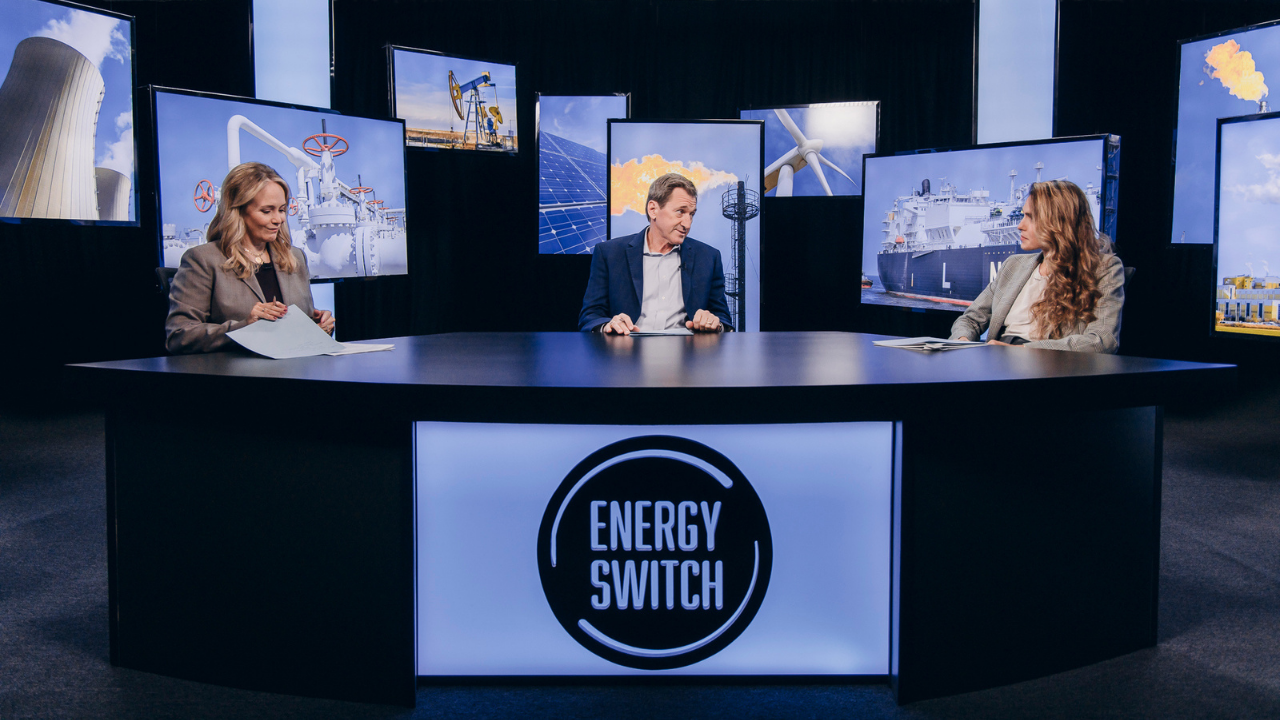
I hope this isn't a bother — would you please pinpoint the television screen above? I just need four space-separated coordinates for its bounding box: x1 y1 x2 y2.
1173 21 1280 244
253 0 330 108
608 120 763 332
537 94 628 254
154 88 408 279
0 0 136 223
861 135 1117 312
739 101 878 197
1214 113 1280 338
390 46 517 153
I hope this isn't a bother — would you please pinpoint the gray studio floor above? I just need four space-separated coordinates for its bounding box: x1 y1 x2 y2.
2 383 1278 719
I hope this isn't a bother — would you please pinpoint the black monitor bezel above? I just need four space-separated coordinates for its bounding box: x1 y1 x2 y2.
1211 111 1280 342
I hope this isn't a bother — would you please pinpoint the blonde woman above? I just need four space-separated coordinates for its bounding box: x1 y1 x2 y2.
165 162 334 354
950 179 1124 353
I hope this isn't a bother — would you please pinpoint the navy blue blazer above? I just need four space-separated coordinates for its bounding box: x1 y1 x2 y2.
578 229 734 332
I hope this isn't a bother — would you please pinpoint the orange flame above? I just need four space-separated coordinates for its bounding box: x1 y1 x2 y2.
1205 39 1269 102
609 154 739 216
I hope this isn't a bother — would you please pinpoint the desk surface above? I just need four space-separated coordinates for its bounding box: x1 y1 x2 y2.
72 332 1232 423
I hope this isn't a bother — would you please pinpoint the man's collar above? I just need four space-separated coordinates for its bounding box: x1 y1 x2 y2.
642 226 680 256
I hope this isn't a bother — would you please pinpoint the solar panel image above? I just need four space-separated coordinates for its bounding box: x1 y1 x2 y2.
539 131 608 254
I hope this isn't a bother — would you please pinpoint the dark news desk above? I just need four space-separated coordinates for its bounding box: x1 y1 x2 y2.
70 332 1232 707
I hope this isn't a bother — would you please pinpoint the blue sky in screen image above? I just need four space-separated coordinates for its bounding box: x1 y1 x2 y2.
253 0 330 108
155 91 405 243
393 49 518 139
0 0 135 218
609 121 761 331
538 95 627 152
1174 23 1280 244
1216 117 1280 280
860 139 1104 275
741 102 877 196
976 0 1055 144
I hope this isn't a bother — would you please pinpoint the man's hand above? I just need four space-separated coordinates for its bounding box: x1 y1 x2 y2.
686 309 722 333
602 313 638 335
312 309 335 335
248 301 288 323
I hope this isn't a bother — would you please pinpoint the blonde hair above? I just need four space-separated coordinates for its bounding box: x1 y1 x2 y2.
207 162 298 279
1026 180 1110 339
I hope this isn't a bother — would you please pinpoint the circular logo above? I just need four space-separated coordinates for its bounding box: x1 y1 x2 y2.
537 436 772 670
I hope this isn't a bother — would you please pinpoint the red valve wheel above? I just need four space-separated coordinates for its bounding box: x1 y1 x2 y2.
349 186 373 195
367 199 384 205
288 198 299 216
193 179 215 212
303 133 349 157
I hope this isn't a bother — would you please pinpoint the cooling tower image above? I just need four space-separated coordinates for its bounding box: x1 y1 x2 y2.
95 167 131 221
0 37 105 219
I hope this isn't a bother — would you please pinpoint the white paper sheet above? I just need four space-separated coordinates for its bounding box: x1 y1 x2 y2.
227 305 392 359
872 337 986 352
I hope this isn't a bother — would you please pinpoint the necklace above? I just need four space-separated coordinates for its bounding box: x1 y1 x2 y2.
246 246 269 264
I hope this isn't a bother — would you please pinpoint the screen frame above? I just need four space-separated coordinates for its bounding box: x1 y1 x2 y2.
0 0 140 226
858 132 1117 318
148 84 408 282
1170 17 1280 246
387 44 520 155
736 100 881 199
1211 111 1280 342
605 118 765 332
534 92 631 257
971 0 1062 143
248 0 334 109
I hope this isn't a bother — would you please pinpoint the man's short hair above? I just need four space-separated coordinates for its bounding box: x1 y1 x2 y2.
646 173 698 221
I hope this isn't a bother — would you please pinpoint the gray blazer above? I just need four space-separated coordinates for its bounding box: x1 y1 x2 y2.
165 242 315 354
949 251 1125 353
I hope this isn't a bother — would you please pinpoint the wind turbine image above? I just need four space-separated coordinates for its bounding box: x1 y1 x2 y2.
762 109 857 196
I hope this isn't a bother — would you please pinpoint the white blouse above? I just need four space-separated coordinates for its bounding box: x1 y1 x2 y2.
1001 265 1049 341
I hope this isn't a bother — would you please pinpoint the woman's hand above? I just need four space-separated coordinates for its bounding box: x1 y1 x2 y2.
248 301 288 323
312 309 335 335
987 339 1022 347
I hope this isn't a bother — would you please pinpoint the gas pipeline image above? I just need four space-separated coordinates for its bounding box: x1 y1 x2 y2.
155 90 408 279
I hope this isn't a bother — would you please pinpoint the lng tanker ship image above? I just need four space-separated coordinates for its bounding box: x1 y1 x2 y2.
874 166 1101 306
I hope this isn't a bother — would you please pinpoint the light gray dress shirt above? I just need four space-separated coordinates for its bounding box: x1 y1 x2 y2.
636 230 687 331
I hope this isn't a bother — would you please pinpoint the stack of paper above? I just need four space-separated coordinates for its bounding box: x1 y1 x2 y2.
227 305 394 359
872 337 985 352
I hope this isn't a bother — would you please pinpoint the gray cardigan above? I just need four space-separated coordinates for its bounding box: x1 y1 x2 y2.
165 242 316 354
949 251 1125 353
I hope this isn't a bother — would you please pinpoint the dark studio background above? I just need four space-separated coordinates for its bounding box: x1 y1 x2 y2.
4 0 1279 410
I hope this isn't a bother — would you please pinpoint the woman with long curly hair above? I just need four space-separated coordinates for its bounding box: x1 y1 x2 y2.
165 162 334 354
950 179 1125 353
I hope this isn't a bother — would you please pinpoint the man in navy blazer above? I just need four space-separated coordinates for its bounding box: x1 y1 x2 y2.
579 173 734 334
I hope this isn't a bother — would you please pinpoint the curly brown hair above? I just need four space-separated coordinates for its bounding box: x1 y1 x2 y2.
1026 180 1110 339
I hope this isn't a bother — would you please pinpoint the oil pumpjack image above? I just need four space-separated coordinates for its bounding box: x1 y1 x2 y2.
0 36 131 221
161 116 407 279
448 70 510 150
